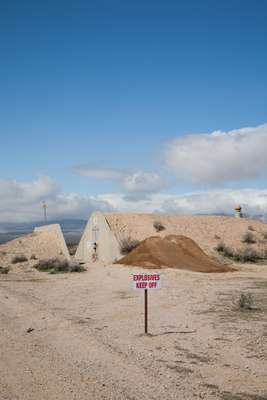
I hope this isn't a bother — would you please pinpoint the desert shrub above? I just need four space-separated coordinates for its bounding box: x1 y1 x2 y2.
67 243 78 256
153 221 165 232
215 241 226 253
12 255 28 264
52 259 70 273
215 243 262 263
214 234 221 240
222 246 235 258
0 251 7 256
238 293 253 311
215 242 235 257
35 258 56 271
233 248 260 263
119 237 140 255
247 225 255 231
262 232 267 240
30 254 37 260
35 258 85 274
242 231 256 244
0 266 9 274
69 263 86 273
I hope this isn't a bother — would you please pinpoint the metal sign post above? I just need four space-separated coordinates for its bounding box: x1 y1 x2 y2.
144 289 148 334
132 273 161 335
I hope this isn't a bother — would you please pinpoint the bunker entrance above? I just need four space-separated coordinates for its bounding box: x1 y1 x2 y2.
92 225 99 261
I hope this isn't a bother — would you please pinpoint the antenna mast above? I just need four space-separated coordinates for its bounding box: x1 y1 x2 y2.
42 201 48 223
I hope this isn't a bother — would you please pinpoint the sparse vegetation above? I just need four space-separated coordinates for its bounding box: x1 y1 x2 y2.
153 220 165 232
238 293 253 311
242 231 256 244
12 255 28 264
233 248 260 263
262 232 267 240
30 254 37 260
34 258 86 274
215 241 266 263
0 266 10 274
214 234 221 240
119 237 140 255
247 225 255 231
67 243 78 256
215 241 227 253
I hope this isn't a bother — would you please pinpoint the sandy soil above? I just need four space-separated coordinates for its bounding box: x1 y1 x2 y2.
106 214 267 258
1 262 267 400
118 235 233 272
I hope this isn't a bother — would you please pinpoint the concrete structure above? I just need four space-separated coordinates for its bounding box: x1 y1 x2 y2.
234 205 243 218
75 211 266 264
75 211 121 263
34 224 71 260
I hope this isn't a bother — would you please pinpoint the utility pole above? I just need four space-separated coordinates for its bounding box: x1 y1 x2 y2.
42 201 48 223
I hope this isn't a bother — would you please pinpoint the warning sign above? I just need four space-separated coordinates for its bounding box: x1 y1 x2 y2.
132 273 161 290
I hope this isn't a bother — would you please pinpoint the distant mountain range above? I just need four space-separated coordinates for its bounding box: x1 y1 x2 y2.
0 214 266 245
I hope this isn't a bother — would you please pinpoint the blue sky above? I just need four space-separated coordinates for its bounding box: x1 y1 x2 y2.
0 1 267 222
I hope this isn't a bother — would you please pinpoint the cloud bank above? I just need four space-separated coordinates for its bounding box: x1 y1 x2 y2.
165 123 267 185
0 177 112 223
0 176 266 223
73 166 164 194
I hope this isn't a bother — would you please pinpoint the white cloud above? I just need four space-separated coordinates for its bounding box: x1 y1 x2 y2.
164 123 267 185
0 177 112 223
99 188 267 217
73 166 164 193
122 171 163 193
73 166 124 180
0 180 267 223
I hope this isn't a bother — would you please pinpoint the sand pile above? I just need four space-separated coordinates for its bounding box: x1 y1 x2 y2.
118 235 234 273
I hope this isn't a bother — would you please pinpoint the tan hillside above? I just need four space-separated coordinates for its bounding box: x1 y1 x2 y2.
105 213 267 257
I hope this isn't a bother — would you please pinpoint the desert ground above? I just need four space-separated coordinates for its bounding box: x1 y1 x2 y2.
1 261 267 400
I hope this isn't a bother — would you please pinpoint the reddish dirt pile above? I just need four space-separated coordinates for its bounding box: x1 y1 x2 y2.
118 235 234 273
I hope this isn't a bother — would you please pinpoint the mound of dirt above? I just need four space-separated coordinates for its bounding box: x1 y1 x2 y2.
117 235 234 273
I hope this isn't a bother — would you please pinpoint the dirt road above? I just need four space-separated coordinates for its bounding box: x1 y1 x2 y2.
1 263 267 400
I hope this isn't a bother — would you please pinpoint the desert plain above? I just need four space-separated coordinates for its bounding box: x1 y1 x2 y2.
0 215 267 400
1 261 267 400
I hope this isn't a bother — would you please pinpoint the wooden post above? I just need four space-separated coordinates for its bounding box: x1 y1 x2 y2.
144 289 148 334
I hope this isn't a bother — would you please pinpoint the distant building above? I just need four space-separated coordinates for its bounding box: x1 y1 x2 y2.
235 205 243 218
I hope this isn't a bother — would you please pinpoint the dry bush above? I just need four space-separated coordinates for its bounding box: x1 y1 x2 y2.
153 221 165 232
238 293 253 311
215 242 265 263
233 248 260 263
262 232 267 240
35 258 85 274
247 225 255 231
215 241 226 253
0 266 9 274
242 231 256 244
67 243 78 256
12 255 28 264
119 237 140 255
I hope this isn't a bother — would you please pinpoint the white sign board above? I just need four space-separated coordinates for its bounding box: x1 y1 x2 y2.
132 273 161 290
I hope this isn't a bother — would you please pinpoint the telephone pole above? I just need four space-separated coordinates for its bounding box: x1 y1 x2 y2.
42 201 48 223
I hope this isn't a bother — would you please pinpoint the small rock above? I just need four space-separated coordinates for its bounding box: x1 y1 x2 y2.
26 328 35 333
